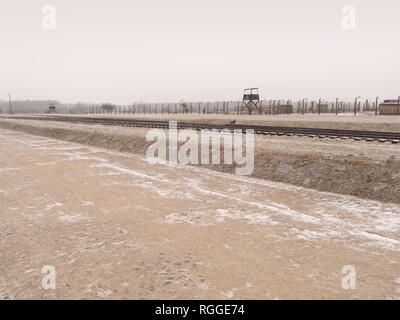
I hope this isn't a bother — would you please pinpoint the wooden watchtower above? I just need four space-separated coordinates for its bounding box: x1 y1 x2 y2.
241 88 261 114
48 103 56 113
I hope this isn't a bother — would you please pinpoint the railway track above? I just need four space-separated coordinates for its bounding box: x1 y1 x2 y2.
3 115 400 144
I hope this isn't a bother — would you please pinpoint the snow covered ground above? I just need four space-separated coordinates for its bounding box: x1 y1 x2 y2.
0 128 399 299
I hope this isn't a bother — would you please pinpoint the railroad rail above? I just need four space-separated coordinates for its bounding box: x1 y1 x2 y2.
2 115 400 143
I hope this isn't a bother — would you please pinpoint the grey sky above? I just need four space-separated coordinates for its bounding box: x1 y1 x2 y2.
0 0 399 104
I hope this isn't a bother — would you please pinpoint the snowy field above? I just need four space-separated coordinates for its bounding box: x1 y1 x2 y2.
0 128 399 299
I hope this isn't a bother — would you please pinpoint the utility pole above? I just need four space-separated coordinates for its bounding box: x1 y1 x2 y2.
9 92 13 114
318 98 322 115
398 96 400 114
335 98 339 115
302 98 308 115
354 96 360 115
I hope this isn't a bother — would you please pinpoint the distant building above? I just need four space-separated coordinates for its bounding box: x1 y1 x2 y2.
379 100 400 115
49 103 56 113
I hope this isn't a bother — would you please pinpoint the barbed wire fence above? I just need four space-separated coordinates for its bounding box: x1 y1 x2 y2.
1 98 396 116
50 99 383 116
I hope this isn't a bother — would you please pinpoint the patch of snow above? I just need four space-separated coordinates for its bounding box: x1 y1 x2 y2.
0 167 21 172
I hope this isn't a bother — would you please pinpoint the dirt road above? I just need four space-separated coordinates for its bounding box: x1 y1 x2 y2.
0 128 399 299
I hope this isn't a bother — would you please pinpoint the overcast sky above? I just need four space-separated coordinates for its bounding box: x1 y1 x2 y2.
0 0 399 104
